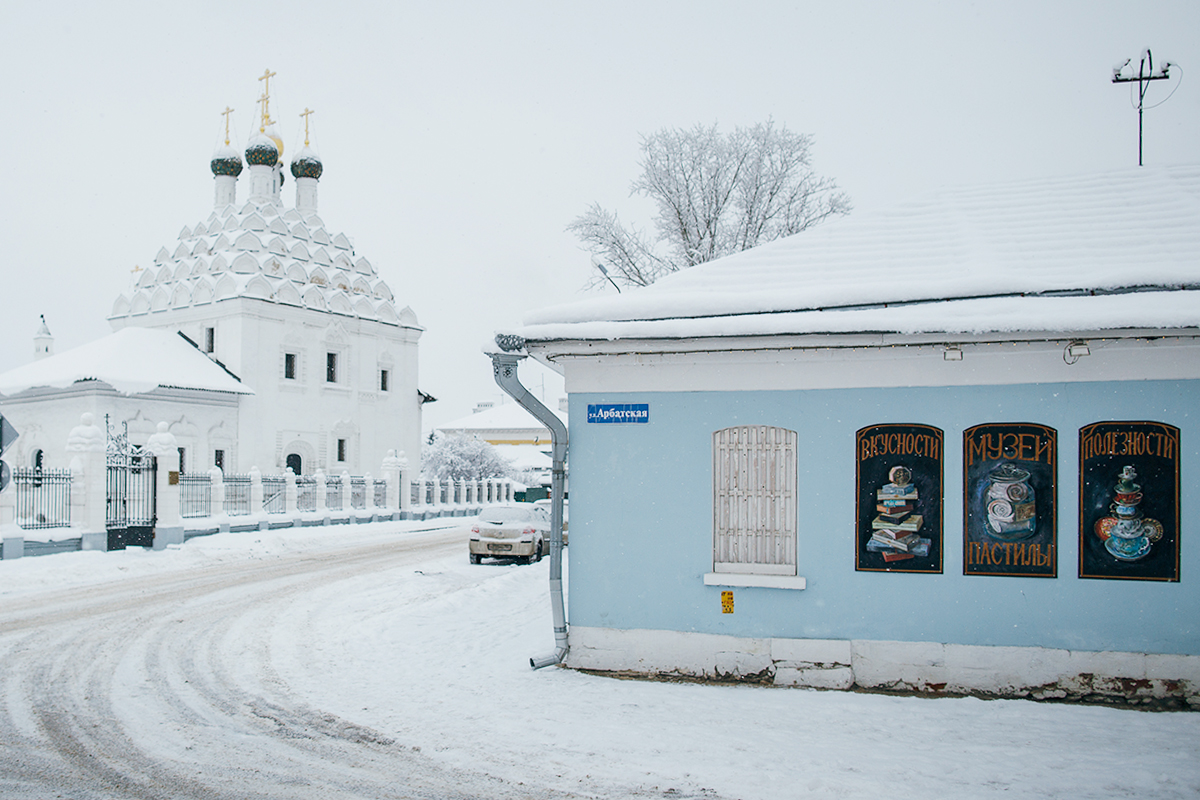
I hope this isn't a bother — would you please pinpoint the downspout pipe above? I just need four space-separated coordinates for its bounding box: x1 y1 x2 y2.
489 336 568 669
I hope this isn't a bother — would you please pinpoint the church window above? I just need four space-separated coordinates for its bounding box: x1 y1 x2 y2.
214 449 225 472
380 369 389 392
177 447 187 474
204 327 215 353
337 439 347 462
326 352 338 383
284 353 297 380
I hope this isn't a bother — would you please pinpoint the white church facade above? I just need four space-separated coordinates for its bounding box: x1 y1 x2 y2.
0 75 426 478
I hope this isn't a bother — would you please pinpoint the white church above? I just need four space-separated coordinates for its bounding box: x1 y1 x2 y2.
0 74 426 477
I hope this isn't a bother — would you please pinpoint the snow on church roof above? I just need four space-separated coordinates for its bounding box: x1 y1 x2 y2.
110 197 416 328
0 327 253 397
513 165 1200 342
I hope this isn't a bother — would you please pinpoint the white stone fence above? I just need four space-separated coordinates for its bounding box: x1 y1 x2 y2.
1 413 514 559
177 462 515 524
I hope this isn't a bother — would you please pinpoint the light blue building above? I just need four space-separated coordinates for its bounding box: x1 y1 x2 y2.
508 166 1200 704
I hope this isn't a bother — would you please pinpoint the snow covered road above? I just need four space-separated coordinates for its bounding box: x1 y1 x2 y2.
1 521 1197 799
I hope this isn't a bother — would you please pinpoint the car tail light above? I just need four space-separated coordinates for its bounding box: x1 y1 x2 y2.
470 525 479 534
522 526 535 536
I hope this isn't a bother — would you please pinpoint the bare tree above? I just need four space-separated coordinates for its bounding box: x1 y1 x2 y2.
570 120 851 288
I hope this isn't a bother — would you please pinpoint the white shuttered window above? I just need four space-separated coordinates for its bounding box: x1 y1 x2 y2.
713 425 798 575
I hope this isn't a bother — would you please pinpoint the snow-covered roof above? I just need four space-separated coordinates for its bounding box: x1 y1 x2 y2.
0 327 253 396
437 402 566 434
514 165 1200 342
109 200 418 329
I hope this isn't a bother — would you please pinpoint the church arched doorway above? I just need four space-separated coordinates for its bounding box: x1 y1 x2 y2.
286 453 302 475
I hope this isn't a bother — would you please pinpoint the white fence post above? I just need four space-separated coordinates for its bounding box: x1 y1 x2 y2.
363 472 375 511
250 466 264 518
146 422 183 549
398 451 411 514
209 467 224 518
383 450 401 511
285 469 298 515
66 413 107 550
341 471 352 515
314 468 327 512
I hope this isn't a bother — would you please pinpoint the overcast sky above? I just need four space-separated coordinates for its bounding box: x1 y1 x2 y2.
1 1 1195 430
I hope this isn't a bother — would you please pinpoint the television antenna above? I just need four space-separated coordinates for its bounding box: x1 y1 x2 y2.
1112 49 1178 166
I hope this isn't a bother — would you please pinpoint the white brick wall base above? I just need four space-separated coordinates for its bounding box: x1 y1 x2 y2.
565 626 1200 706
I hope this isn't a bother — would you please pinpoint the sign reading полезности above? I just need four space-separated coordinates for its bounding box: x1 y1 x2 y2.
587 404 650 424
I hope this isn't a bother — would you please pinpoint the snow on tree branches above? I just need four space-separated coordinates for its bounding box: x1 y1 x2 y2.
422 433 515 481
569 120 851 288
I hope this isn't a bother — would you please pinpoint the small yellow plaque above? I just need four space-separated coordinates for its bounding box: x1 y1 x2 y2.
721 590 734 614
168 471 180 485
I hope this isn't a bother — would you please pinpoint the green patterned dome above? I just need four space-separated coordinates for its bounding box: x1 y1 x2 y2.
245 135 280 166
291 154 323 180
211 142 243 176
211 154 244 177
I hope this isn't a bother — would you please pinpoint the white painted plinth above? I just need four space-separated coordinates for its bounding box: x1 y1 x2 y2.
566 626 1200 704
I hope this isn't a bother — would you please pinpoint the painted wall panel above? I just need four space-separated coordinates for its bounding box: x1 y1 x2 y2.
566 378 1198 655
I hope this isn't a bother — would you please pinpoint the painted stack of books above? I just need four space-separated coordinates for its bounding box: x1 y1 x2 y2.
867 467 931 563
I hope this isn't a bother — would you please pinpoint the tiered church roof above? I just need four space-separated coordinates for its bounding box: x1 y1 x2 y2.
110 202 411 325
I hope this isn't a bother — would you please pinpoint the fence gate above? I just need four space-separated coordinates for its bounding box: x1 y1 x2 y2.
106 421 157 550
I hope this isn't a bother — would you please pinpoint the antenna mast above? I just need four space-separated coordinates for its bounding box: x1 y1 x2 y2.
1112 49 1174 166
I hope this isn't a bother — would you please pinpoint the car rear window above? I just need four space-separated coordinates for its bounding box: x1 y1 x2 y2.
480 507 532 524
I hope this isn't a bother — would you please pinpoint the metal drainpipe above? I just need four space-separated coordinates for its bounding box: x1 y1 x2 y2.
490 336 568 669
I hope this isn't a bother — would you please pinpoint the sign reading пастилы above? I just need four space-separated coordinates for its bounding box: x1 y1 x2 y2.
587 403 650 424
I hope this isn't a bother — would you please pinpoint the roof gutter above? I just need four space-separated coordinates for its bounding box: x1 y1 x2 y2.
489 335 568 669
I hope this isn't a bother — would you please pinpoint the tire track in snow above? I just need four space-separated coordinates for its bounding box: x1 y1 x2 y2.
0 529 604 799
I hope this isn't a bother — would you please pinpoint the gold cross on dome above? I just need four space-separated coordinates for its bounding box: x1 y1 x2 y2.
258 92 275 132
131 264 143 274
299 108 314 146
257 68 277 132
221 106 234 145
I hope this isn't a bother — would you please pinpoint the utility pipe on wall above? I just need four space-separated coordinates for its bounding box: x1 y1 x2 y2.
490 336 568 668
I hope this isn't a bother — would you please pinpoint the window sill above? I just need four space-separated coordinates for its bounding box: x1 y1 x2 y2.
704 572 807 590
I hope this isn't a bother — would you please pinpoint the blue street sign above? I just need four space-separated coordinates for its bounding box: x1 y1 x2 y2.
587 403 650 424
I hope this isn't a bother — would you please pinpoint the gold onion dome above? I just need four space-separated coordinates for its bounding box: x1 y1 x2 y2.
245 133 280 166
210 142 243 177
290 145 323 180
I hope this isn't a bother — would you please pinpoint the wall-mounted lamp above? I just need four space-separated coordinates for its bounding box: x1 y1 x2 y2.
1064 340 1091 365
943 345 963 362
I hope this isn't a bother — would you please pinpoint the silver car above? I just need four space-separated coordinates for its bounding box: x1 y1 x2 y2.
469 503 548 564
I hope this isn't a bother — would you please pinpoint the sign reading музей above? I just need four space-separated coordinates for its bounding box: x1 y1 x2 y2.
855 425 943 574
964 423 1057 578
1079 421 1180 582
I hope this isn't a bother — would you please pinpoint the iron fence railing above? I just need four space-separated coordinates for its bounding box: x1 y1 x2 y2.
297 476 317 512
179 473 211 518
224 474 252 516
14 467 72 529
350 477 367 509
326 475 343 510
261 475 286 514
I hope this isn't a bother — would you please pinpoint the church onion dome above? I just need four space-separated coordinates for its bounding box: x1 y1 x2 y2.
245 133 280 166
290 145 323 180
210 142 244 176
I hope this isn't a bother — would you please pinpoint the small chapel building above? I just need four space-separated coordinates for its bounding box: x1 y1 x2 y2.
0 76 426 477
